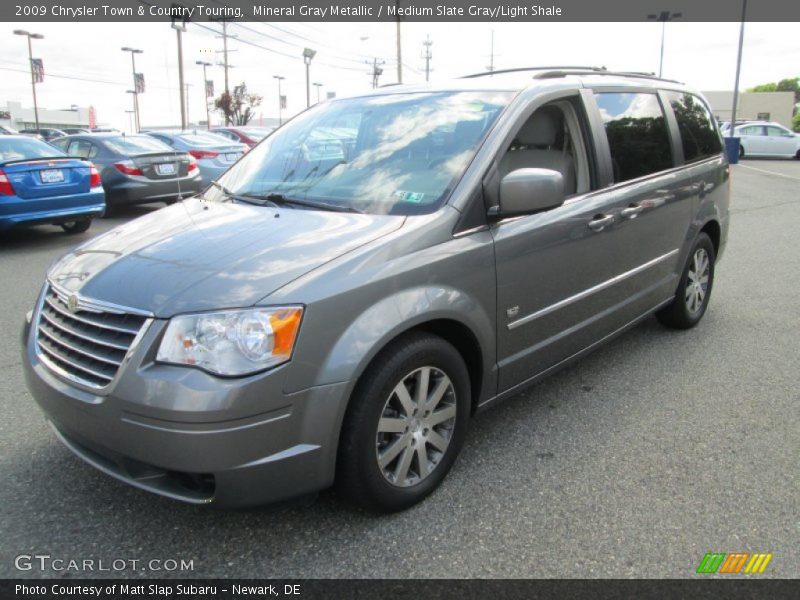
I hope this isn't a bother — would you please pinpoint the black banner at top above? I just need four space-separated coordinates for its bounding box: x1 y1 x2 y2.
4 0 800 22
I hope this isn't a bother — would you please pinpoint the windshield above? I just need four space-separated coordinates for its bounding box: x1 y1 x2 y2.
104 135 173 155
206 91 514 215
0 137 66 162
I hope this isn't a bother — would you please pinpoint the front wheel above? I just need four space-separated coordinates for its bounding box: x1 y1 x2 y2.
657 233 715 329
61 219 92 234
336 332 471 512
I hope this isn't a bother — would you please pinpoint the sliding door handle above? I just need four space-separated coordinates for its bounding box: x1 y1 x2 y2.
620 204 643 219
588 214 614 232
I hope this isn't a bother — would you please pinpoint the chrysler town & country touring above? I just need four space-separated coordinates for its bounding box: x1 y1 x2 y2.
22 67 729 511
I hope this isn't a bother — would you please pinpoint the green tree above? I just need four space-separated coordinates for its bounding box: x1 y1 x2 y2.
748 77 800 102
214 83 263 125
792 112 800 133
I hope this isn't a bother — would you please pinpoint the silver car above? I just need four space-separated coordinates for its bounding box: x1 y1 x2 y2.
144 130 247 186
23 68 730 512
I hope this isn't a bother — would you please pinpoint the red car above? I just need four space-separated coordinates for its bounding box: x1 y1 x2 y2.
211 126 275 148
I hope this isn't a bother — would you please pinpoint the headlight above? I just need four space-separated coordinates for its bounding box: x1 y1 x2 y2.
156 307 303 376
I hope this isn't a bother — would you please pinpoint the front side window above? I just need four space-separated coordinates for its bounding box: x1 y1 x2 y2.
595 92 673 183
665 92 722 162
207 91 514 215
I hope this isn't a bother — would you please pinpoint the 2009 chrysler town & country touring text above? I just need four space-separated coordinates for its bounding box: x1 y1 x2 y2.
22 67 729 512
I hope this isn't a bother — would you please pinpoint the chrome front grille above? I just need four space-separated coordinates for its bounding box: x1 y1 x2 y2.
35 285 150 389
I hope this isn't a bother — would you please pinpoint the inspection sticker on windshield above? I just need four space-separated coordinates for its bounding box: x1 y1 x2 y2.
394 190 425 204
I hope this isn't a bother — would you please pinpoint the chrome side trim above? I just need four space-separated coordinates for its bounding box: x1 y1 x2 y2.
507 249 679 330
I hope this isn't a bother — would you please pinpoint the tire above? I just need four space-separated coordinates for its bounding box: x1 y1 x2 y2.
61 219 92 234
336 332 471 512
656 233 715 330
739 145 745 158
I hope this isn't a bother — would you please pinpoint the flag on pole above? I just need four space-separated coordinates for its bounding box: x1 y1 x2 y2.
134 73 145 94
280 95 287 110
88 106 97 129
205 79 214 98
31 58 44 83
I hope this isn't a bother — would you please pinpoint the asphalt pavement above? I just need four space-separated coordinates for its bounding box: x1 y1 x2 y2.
1 160 798 579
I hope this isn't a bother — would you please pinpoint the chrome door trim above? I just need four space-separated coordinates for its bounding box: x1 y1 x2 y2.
506 248 679 330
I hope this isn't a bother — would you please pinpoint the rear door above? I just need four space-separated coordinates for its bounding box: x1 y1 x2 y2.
585 89 695 311
765 125 797 156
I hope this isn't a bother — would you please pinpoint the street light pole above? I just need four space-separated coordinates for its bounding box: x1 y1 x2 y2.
273 75 285 125
121 47 143 132
176 28 187 129
302 48 316 108
196 61 212 129
730 0 748 130
647 11 682 78
14 30 44 131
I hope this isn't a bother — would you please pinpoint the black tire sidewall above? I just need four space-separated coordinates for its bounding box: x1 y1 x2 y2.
61 219 91 234
339 333 471 512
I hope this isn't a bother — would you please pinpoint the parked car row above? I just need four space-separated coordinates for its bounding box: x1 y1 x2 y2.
1 126 267 234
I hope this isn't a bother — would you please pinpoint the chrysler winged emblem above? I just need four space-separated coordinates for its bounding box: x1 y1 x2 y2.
67 294 80 313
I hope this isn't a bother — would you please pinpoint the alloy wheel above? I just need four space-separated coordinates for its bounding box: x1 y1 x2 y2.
685 248 710 314
375 366 457 488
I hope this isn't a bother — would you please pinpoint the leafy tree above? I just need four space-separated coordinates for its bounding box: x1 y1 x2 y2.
793 112 800 133
214 83 263 125
748 77 800 102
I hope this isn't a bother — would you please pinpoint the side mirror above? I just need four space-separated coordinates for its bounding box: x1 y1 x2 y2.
491 168 565 218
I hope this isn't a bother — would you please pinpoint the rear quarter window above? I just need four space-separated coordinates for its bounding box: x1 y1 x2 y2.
665 92 722 163
594 92 673 183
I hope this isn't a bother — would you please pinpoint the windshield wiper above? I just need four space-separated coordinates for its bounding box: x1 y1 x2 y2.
210 181 279 207
244 192 363 214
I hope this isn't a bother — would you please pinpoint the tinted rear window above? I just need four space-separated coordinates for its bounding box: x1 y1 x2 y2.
177 132 233 146
104 136 173 155
595 92 673 183
665 92 722 163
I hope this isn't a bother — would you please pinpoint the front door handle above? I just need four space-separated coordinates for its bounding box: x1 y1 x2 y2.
620 203 643 219
588 214 614 232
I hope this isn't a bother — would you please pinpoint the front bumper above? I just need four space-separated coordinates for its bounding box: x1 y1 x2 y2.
21 307 349 507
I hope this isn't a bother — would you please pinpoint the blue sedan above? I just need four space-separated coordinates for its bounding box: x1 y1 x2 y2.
0 135 105 233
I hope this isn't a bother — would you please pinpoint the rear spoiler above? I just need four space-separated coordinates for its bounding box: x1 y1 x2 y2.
0 156 76 166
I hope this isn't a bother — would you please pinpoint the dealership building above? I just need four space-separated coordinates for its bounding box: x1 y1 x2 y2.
702 91 796 128
0 100 92 131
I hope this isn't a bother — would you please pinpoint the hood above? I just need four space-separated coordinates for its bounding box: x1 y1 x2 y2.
48 198 405 317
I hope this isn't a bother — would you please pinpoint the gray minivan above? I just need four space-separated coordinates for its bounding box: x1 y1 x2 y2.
22 67 729 512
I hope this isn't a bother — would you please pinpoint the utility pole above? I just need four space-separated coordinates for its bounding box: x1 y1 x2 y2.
184 83 192 127
730 0 747 130
303 48 316 108
487 29 495 72
212 18 237 124
422 35 433 82
367 58 386 89
647 10 682 78
395 0 403 83
196 60 212 129
14 30 44 130
273 75 285 125
313 82 323 103
121 47 143 132
172 21 187 129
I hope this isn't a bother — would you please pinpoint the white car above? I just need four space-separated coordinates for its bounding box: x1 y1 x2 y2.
733 121 800 159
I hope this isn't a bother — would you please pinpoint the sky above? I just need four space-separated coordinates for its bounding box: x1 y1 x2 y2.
2 20 798 130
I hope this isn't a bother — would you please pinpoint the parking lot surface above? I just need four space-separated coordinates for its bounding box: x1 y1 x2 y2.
1 160 798 578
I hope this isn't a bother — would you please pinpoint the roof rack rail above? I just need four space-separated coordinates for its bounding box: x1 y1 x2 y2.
533 69 683 84
461 66 607 79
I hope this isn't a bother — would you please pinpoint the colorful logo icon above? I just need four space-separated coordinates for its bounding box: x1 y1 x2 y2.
696 552 773 574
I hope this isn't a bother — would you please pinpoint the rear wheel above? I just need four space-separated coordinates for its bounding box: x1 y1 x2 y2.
657 233 715 329
336 332 470 512
739 145 745 158
61 219 92 234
